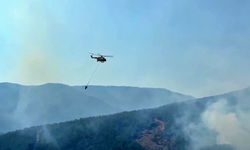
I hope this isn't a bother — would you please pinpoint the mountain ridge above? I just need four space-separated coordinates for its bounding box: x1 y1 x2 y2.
0 83 121 133
73 85 195 111
0 82 194 133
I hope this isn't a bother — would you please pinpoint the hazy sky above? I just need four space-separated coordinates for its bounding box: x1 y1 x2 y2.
0 0 250 98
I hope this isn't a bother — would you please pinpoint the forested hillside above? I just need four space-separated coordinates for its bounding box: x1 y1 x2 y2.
1 83 248 150
0 103 185 150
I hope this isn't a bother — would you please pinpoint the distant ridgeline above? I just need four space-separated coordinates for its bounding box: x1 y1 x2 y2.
0 82 194 133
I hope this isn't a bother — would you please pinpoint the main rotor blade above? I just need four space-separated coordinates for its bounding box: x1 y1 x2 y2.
103 55 113 57
89 52 113 57
88 52 99 56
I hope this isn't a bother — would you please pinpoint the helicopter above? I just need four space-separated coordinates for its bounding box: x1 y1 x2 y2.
84 52 113 90
89 52 113 63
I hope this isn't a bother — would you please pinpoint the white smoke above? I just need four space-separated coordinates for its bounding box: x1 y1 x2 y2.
9 0 63 126
6 0 62 146
202 99 250 150
41 126 59 147
181 98 250 150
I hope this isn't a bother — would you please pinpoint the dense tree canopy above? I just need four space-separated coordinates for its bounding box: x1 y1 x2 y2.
0 97 236 150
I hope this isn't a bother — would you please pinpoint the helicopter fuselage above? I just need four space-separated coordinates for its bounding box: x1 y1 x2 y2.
91 55 106 63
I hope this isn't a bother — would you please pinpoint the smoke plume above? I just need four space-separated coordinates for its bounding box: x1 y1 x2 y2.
180 96 250 150
201 99 250 150
8 0 64 146
12 0 65 85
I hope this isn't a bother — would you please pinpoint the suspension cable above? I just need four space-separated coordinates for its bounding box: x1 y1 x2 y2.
85 62 100 89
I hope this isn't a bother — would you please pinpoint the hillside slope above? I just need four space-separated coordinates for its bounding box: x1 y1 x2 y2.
73 85 195 111
1 86 249 150
0 83 120 133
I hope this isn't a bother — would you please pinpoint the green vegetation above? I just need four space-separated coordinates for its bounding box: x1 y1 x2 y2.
0 102 188 150
0 96 235 150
